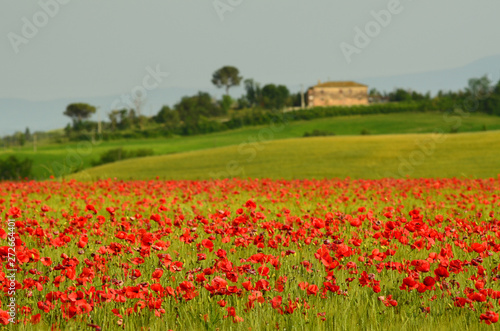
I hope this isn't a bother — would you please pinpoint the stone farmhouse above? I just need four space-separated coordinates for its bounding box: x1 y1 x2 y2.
307 81 369 107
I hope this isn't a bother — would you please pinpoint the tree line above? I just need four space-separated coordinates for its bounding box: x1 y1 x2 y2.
369 75 500 115
58 66 304 137
3 68 500 146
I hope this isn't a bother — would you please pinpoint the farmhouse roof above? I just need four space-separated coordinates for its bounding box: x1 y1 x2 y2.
314 81 367 88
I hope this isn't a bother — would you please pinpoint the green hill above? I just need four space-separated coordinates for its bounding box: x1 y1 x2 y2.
3 111 500 179
72 130 500 180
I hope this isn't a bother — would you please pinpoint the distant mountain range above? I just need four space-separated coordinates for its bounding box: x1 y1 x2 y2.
361 54 500 94
1 54 499 136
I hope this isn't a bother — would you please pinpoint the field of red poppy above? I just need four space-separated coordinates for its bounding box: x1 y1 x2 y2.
1 177 500 330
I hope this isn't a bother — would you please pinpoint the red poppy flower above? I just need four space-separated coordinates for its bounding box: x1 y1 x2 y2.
307 284 318 296
152 269 163 281
480 311 499 324
201 239 214 252
271 296 282 309
0 310 10 325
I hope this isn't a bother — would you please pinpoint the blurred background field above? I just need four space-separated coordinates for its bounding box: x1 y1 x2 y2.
2 111 500 180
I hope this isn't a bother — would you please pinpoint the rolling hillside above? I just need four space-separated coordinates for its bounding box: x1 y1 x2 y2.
72 130 500 180
4 111 500 180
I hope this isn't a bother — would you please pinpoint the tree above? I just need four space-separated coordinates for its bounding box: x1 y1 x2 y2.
128 109 140 128
236 96 250 109
409 90 428 101
15 131 25 146
133 94 146 129
288 92 302 107
108 110 120 131
244 79 262 107
220 95 233 113
467 75 491 98
493 80 500 95
25 127 31 142
154 106 180 132
211 66 242 96
64 124 72 138
369 88 383 103
485 80 500 116
388 89 412 102
175 92 220 120
118 109 131 130
261 84 290 109
486 95 500 116
64 103 96 125
175 92 220 134
466 76 493 113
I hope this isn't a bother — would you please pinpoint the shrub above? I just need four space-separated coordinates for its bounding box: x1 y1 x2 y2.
361 129 371 135
0 155 33 180
92 148 154 167
134 148 155 157
303 129 336 137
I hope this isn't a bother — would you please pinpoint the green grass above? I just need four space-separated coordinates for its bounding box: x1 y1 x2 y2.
3 111 500 179
72 130 500 180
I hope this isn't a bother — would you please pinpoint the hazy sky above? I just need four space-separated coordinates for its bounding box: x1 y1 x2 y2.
2 0 500 101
